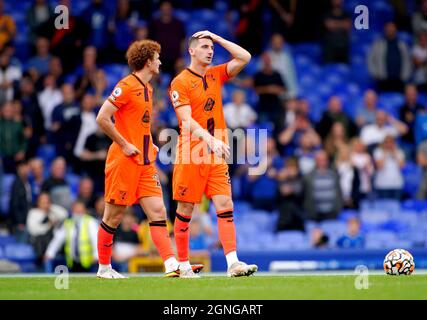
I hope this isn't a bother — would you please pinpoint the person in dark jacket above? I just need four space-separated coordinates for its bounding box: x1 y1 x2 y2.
8 160 32 242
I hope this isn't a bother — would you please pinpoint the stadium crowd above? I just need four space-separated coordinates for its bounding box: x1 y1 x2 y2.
1 0 427 271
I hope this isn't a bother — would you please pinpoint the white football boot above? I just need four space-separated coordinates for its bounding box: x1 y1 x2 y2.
97 267 129 279
227 261 258 277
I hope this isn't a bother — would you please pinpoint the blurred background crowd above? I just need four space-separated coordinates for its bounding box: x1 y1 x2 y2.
1 0 427 272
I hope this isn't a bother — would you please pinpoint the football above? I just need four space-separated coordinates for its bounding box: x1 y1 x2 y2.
383 249 415 276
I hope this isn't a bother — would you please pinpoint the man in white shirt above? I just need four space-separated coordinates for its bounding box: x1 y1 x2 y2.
360 110 408 150
223 90 257 129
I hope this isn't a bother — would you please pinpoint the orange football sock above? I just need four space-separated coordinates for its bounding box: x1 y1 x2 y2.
149 220 175 261
174 212 191 262
98 221 117 265
217 210 236 255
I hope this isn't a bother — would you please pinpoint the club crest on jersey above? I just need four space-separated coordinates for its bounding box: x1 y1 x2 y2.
142 110 150 123
153 174 161 187
204 97 215 111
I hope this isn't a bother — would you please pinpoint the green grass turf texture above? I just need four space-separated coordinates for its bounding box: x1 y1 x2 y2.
0 275 426 300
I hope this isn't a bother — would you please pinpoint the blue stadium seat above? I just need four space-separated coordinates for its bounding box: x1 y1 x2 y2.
319 220 347 237
360 209 391 229
401 199 427 212
65 173 81 197
36 144 57 167
401 162 423 198
4 243 36 261
292 43 322 62
174 9 190 23
0 235 17 246
0 174 16 215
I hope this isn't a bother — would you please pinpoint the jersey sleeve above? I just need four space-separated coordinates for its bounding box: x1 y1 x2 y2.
213 63 230 85
169 77 190 109
108 81 131 109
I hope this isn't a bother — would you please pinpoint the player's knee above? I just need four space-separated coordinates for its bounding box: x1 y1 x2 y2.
177 202 194 216
149 204 167 221
103 208 126 228
217 198 233 212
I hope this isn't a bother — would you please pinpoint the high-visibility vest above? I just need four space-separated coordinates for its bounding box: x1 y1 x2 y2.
64 215 94 269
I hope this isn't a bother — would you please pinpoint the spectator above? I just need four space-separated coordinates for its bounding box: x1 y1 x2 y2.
324 122 349 161
73 93 98 160
112 208 144 272
234 0 265 55
412 31 427 91
17 76 46 158
264 33 299 98
360 110 408 152
398 84 423 159
76 177 97 214
311 227 330 248
8 160 32 242
317 95 356 140
335 146 361 209
247 137 283 211
26 37 52 78
254 52 286 123
322 0 351 64
28 157 46 203
109 0 140 63
350 138 375 200
148 1 186 75
79 128 111 194
303 150 343 221
37 74 63 132
0 101 27 173
0 0 16 51
0 49 22 105
368 22 412 92
279 113 321 157
134 23 148 42
81 0 111 61
269 0 295 40
415 106 427 145
276 157 305 231
50 84 81 163
45 200 99 272
416 140 427 199
355 89 378 129
295 131 321 176
74 46 101 101
336 217 365 249
26 0 54 47
373 135 405 200
47 56 65 87
37 0 90 74
223 90 257 130
27 192 68 267
41 157 72 210
412 0 427 37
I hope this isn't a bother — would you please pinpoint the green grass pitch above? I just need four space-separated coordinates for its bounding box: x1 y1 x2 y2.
0 274 426 300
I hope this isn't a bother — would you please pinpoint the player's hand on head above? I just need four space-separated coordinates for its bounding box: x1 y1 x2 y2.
122 142 141 157
193 30 219 42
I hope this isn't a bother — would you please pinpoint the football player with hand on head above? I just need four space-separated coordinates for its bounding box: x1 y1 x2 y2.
169 30 258 278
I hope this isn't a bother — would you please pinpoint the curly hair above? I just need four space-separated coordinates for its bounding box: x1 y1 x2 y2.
126 40 161 72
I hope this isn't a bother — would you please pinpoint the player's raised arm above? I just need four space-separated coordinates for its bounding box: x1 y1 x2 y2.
192 30 251 77
96 99 140 157
175 104 230 158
